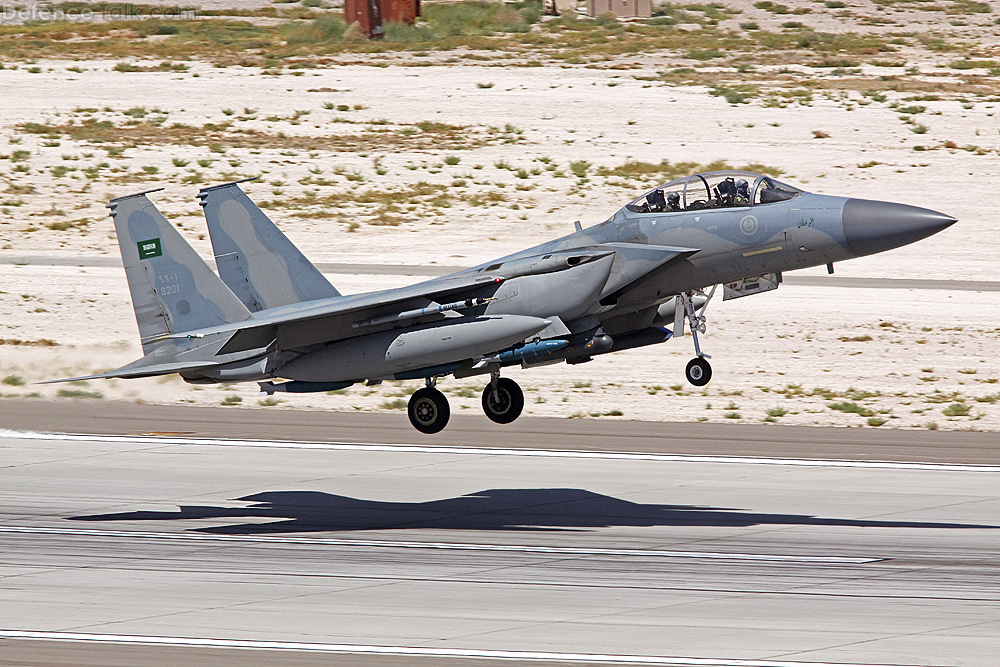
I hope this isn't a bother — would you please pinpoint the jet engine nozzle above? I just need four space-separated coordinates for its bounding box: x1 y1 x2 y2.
842 199 956 258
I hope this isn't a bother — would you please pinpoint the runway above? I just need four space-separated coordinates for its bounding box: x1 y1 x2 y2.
2 405 999 666
3 399 999 465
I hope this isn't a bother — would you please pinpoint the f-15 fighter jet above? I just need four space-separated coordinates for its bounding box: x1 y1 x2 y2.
48 170 955 433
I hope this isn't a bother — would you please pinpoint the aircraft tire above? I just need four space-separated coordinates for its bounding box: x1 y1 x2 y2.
482 377 524 425
685 357 712 387
408 387 450 434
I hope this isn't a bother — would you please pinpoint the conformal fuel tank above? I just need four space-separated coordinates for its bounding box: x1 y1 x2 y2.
278 314 551 382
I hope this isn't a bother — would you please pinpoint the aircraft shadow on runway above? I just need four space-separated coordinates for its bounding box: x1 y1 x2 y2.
68 488 996 534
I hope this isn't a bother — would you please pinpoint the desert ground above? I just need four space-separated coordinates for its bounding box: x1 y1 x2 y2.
0 0 998 430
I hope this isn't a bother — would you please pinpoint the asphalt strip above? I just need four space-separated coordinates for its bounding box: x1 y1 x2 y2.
0 631 926 667
3 430 999 472
0 526 879 564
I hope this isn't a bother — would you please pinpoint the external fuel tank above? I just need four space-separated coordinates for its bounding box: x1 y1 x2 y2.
277 314 551 382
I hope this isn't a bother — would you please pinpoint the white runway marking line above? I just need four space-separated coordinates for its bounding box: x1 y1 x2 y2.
3 429 999 472
0 630 927 667
0 526 880 564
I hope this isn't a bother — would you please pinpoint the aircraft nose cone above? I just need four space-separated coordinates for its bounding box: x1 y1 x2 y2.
842 199 957 257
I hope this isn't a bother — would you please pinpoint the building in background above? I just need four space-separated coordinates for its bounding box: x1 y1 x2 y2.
587 0 651 18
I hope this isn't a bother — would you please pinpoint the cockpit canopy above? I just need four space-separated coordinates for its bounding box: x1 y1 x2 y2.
625 170 802 214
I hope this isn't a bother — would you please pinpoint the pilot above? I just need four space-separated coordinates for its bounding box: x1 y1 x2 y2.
714 178 736 207
734 179 750 206
646 188 666 212
666 191 681 211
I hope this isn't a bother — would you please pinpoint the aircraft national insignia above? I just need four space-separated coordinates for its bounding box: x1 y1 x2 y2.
738 215 759 236
137 238 162 260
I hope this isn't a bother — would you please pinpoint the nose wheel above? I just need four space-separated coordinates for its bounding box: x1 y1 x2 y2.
675 287 716 387
482 376 524 424
407 387 450 434
685 357 712 387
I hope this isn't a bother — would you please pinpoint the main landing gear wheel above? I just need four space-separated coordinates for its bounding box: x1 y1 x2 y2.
408 387 450 434
685 357 712 387
482 377 524 425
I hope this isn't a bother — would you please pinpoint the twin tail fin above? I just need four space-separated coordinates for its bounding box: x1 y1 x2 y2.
198 178 340 312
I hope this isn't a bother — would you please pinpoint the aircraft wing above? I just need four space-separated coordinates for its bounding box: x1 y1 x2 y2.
587 243 700 299
160 273 507 354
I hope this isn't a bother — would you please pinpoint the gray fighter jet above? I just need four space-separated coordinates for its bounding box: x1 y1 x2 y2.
49 170 955 433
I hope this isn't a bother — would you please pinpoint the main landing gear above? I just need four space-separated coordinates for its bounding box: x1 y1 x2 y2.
407 383 450 434
678 287 715 387
405 373 525 433
482 374 524 424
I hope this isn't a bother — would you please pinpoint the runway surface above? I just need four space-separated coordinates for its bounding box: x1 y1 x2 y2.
2 254 998 291
2 404 999 666
2 399 999 465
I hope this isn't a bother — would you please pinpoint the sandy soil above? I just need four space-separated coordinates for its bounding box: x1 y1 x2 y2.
2 62 998 277
1 13 998 431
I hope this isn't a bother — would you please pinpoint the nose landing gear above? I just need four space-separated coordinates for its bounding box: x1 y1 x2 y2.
677 287 716 387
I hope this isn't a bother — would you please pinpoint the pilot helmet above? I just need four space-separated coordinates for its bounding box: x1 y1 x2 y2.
735 179 750 196
666 191 680 207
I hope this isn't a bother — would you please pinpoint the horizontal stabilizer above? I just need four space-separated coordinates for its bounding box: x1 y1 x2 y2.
40 359 220 384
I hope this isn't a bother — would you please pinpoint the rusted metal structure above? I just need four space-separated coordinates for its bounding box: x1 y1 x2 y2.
384 0 421 24
345 0 385 38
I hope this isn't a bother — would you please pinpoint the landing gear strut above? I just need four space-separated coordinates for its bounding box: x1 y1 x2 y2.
407 380 450 434
482 373 524 425
678 287 715 387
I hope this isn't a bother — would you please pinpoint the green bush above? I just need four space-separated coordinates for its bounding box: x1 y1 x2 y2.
942 403 970 417
423 1 539 36
569 160 590 178
57 388 103 399
282 15 348 45
827 401 874 417
384 22 436 43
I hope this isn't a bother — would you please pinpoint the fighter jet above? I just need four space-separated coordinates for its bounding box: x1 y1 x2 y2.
48 170 956 433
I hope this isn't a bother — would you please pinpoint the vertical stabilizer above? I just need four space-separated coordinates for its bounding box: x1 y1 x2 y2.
108 190 252 353
198 179 340 312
